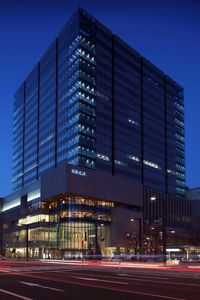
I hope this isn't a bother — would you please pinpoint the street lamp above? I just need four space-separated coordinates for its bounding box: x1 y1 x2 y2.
150 196 166 263
25 224 29 261
130 218 142 259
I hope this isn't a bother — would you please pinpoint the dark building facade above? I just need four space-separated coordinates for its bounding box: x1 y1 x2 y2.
0 8 190 259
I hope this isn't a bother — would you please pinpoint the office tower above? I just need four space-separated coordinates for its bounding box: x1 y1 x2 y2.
1 8 190 259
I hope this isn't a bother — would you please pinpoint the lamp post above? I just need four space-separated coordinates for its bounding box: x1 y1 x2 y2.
150 196 167 263
130 218 142 259
25 224 29 261
56 215 61 259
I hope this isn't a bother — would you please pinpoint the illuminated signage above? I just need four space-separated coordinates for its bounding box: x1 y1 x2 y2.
71 169 87 177
166 248 180 252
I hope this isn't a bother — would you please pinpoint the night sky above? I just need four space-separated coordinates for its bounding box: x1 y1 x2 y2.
0 0 199 196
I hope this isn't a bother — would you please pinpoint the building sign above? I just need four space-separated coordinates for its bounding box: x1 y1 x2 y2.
71 169 87 177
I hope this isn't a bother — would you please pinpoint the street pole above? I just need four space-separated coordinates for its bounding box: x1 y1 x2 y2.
56 216 60 259
95 224 98 257
26 224 29 261
138 218 142 259
162 199 167 264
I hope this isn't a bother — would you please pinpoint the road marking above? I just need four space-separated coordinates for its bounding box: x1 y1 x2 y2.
118 273 169 280
57 270 170 283
31 268 200 283
15 273 189 300
71 273 200 288
167 281 200 288
0 289 32 300
70 278 188 300
72 276 129 285
20 281 65 292
117 276 200 287
104 288 188 300
73 277 97 281
60 270 170 281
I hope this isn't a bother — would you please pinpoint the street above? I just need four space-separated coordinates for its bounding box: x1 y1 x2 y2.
0 261 200 299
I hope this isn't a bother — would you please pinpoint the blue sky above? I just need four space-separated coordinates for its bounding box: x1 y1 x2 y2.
0 0 199 196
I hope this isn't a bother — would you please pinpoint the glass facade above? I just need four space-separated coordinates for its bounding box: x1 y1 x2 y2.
12 84 25 190
142 60 166 191
113 39 141 179
8 7 189 256
12 9 98 190
39 41 57 174
2 195 113 259
12 8 186 198
57 11 97 168
166 77 185 196
95 24 113 172
24 66 39 185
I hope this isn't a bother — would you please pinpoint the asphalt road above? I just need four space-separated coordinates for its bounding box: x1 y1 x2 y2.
0 261 200 300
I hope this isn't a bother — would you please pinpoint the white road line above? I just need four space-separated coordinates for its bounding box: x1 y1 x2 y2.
167 281 200 288
117 276 200 287
60 270 170 282
0 289 32 300
72 277 97 281
105 287 188 300
20 281 65 292
71 273 200 288
46 269 200 283
72 276 129 285
69 279 187 300
60 270 170 281
10 272 189 300
43 276 187 300
74 275 161 286
118 273 169 280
